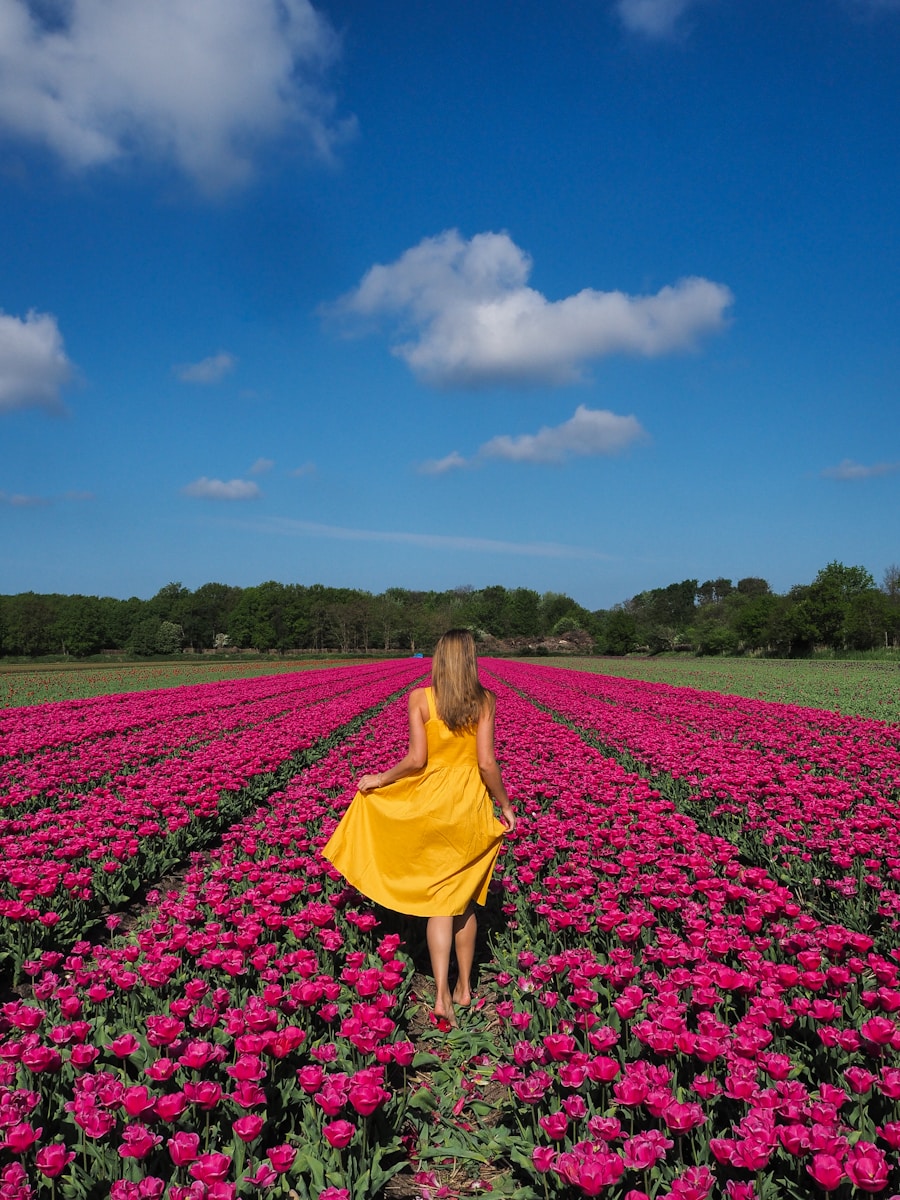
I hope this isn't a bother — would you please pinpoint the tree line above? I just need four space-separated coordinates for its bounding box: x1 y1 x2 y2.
1 561 898 659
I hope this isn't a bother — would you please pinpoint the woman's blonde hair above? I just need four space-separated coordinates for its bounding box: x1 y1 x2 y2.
431 628 489 732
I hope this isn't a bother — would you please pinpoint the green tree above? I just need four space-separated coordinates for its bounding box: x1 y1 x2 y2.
472 586 510 638
53 594 109 657
602 608 638 655
732 592 779 652
155 620 184 654
505 588 542 637
128 618 162 656
696 578 734 606
180 582 243 650
3 593 57 656
150 582 191 625
806 561 877 650
737 577 771 598
844 590 891 651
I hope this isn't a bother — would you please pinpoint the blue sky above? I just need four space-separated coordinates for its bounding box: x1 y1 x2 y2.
1 0 898 611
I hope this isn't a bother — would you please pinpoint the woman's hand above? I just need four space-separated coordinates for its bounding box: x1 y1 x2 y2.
500 807 517 834
357 773 383 792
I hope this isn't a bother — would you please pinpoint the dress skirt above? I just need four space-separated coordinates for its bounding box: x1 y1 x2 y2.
322 688 506 917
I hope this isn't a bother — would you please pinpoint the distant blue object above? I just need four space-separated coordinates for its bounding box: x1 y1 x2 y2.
412 652 424 658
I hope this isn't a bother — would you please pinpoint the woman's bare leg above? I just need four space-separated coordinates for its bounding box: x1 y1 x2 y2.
426 916 456 1024
451 906 476 1007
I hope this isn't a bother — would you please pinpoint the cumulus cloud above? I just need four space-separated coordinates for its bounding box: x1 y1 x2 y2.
328 230 733 387
420 406 646 474
0 0 352 191
419 451 469 477
614 0 703 38
249 457 274 475
482 405 646 464
174 352 237 384
822 458 900 481
0 309 74 413
182 476 261 500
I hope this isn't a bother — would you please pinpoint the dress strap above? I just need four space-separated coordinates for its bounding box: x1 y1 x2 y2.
425 687 437 721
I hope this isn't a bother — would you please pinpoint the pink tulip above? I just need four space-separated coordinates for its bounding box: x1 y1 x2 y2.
845 1142 890 1193
538 1111 568 1140
35 1143 76 1177
107 1034 141 1058
266 1143 297 1173
118 1123 162 1159
168 1131 200 1166
189 1152 233 1184
232 1115 264 1143
323 1119 356 1148
807 1153 845 1191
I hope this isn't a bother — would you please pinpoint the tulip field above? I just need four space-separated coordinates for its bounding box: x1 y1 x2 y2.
1 660 900 1199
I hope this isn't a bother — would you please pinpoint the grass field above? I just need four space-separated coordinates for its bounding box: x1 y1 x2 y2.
0 656 369 707
533 654 900 722
1 653 897 720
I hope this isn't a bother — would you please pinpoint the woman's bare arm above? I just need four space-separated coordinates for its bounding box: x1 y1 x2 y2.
357 688 429 792
476 693 516 833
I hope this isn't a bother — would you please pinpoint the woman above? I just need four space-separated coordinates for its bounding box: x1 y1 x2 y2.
322 629 516 1027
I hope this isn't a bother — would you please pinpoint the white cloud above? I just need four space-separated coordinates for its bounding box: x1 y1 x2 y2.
328 230 733 387
228 516 609 560
0 309 74 413
481 405 646 464
290 462 317 477
420 406 647 474
250 457 274 475
822 458 900 481
182 476 261 500
0 0 352 191
175 352 237 384
419 451 469 476
614 0 703 38
0 487 93 505
0 490 49 507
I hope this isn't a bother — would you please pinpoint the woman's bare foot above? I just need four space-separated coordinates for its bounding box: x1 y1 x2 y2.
451 985 472 1008
433 991 457 1028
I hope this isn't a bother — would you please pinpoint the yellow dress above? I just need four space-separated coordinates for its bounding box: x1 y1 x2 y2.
322 687 507 917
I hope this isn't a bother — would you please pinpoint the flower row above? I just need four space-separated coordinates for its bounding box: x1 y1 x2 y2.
487 660 900 942
0 662 425 976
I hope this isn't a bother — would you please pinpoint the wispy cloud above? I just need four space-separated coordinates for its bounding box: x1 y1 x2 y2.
226 516 608 560
290 462 317 478
182 476 261 500
0 0 354 191
0 490 50 508
822 458 900 481
0 488 92 507
174 352 237 385
327 230 733 387
0 310 74 414
249 457 274 475
614 0 704 38
420 406 647 474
